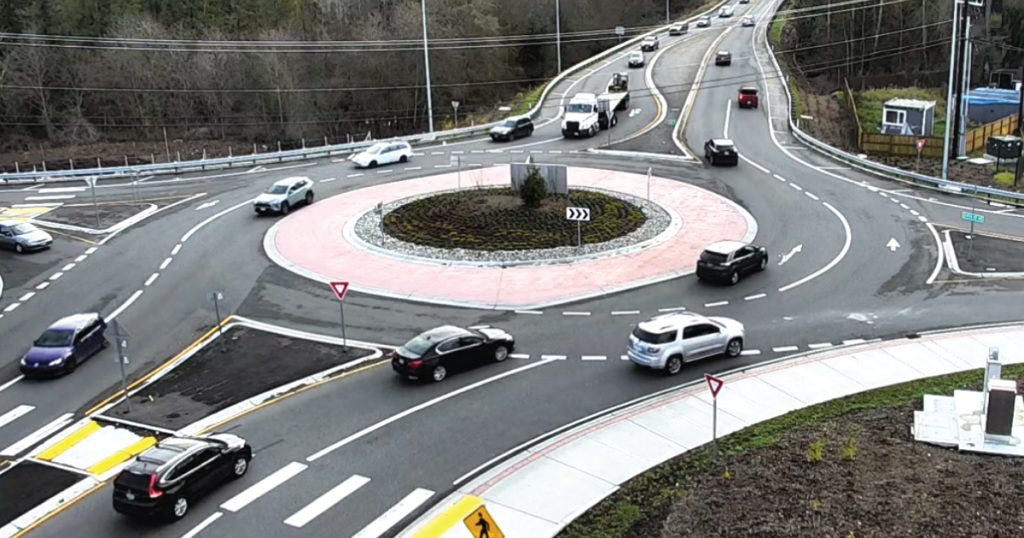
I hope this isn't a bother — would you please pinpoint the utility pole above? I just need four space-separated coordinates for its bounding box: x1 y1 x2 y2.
941 0 962 180
957 13 973 156
555 0 562 73
666 0 670 24
421 0 434 132
1016 80 1023 187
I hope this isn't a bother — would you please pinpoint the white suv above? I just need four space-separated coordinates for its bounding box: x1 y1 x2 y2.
626 313 745 375
253 176 314 215
350 140 413 168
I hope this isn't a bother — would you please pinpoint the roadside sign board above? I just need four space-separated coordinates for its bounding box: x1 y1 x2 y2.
329 281 350 302
207 291 224 302
961 211 985 224
463 504 504 538
615 26 625 36
705 373 724 398
566 207 591 221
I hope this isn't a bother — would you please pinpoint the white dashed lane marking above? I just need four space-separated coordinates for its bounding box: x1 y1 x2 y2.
580 355 607 361
772 174 787 182
704 301 729 308
740 349 761 356
843 339 867 346
514 310 543 315
804 192 820 201
807 342 833 350
49 272 64 281
171 244 182 256
347 173 364 178
541 355 568 361
772 345 799 353
35 282 49 291
3 303 20 313
743 293 766 301
509 353 531 360
18 292 34 302
74 255 87 263
788 183 803 192
562 311 591 316
611 310 641 316
61 263 76 271
160 257 173 270
658 306 687 312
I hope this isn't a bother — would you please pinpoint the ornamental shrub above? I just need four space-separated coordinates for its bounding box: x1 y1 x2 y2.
519 167 548 208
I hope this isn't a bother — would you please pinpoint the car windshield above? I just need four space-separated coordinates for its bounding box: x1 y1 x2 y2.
399 335 435 357
701 251 729 264
35 329 74 347
633 327 676 344
266 185 289 195
566 103 592 113
365 144 386 155
500 119 516 128
11 223 37 235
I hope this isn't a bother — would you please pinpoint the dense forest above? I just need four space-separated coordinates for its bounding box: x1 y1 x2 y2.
0 0 704 156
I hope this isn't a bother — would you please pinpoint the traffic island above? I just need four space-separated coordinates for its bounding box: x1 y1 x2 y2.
36 202 152 231
0 460 85 529
942 228 1024 278
101 322 376 431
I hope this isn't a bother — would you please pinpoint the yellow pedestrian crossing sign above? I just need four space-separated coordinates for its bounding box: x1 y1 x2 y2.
463 504 504 538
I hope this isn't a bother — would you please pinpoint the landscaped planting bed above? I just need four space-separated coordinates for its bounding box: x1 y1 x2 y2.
382 187 646 250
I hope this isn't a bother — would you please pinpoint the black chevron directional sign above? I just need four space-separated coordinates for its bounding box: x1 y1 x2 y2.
566 206 591 221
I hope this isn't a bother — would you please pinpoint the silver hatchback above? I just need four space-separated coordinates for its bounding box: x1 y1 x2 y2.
627 313 745 375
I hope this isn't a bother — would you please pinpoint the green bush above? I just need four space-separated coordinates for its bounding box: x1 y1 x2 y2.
520 167 548 208
994 172 1016 187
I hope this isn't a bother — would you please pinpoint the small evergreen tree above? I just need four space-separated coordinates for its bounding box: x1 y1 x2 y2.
519 167 548 208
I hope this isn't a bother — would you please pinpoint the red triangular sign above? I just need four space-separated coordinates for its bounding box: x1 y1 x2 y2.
705 373 724 398
330 281 350 302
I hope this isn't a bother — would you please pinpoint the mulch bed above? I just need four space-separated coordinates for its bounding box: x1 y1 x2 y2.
383 187 646 250
657 403 1024 537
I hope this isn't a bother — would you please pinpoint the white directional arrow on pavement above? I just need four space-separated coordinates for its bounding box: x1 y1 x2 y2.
778 244 803 266
195 200 220 211
886 238 901 252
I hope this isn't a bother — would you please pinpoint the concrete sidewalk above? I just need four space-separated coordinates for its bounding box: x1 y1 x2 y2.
401 323 1024 538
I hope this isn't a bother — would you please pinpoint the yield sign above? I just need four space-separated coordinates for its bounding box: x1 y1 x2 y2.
329 281 350 302
705 373 724 398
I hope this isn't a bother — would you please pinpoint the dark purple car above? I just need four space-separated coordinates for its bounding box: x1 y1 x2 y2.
20 313 107 377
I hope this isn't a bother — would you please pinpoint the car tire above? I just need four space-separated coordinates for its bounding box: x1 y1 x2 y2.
15 243 24 253
369 160 378 168
305 191 314 205
665 355 683 376
610 114 618 127
280 202 290 215
726 338 743 358
759 257 767 271
170 496 189 520
729 271 740 285
65 357 77 374
494 345 509 362
231 455 249 479
431 365 447 382
399 155 408 163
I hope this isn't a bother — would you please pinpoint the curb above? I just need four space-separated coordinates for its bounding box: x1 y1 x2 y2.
31 204 158 236
941 229 1024 279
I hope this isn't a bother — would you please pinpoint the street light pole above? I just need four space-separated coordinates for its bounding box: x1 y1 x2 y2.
941 0 962 180
421 0 435 133
666 0 670 24
555 0 562 73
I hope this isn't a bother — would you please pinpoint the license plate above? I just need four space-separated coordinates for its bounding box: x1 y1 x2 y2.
398 358 404 364
126 491 135 500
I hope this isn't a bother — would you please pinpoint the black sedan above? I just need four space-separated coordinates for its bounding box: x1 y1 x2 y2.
391 325 515 382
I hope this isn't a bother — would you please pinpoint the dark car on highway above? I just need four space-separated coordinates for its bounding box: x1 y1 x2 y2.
489 116 534 142
20 313 107 377
715 50 732 66
113 434 252 521
696 241 769 285
704 138 739 166
391 325 515 382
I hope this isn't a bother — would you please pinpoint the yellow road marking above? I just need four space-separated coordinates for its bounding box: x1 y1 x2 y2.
84 316 234 416
86 436 156 475
0 206 58 220
36 421 100 461
412 495 485 538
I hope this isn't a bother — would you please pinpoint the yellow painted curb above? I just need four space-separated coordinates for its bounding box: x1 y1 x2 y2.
87 436 156 475
412 495 483 538
37 421 100 461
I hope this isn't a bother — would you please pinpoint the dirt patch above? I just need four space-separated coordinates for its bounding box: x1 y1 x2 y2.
0 461 83 527
105 326 374 430
38 203 152 231
948 230 1024 274
657 403 1024 537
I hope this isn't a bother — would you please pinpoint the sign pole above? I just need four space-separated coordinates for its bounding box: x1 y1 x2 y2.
329 282 351 350
646 167 652 200
968 185 978 261
339 302 348 349
712 395 718 466
112 320 130 412
88 176 100 229
577 220 582 247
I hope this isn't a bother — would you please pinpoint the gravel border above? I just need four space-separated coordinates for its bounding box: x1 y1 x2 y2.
347 186 677 267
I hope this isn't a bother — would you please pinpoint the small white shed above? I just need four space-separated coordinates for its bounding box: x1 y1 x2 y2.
880 98 936 136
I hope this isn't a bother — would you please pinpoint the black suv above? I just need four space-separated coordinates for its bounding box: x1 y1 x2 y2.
489 116 534 142
696 241 768 285
113 434 252 521
704 138 738 166
715 51 732 66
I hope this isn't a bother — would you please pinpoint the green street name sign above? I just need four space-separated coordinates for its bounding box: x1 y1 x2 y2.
961 211 985 224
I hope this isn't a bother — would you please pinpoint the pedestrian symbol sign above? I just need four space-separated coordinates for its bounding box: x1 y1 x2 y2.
463 505 504 538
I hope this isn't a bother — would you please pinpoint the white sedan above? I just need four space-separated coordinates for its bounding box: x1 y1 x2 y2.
350 141 413 168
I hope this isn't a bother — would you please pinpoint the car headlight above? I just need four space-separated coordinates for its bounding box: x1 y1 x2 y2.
48 358 65 366
20 357 27 365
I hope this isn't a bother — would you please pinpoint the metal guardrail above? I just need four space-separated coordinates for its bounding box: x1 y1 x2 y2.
762 6 1024 207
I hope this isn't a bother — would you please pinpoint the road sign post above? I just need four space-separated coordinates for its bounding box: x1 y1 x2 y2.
646 167 652 200
705 373 724 465
85 176 100 229
452 100 461 129
330 281 350 349
112 320 131 412
915 138 926 172
451 155 462 190
207 291 226 351
376 202 385 240
566 206 591 247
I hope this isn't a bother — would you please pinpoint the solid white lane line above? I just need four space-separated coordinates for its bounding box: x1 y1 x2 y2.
180 512 223 538
788 183 803 192
35 282 49 291
19 292 35 302
0 413 73 457
778 202 852 293
348 173 364 178
284 475 370 528
540 355 567 361
221 462 308 512
0 376 23 394
181 198 254 243
842 339 867 346
925 222 945 285
580 355 607 361
351 488 435 538
25 195 76 201
307 360 555 462
704 301 729 308
772 346 799 353
171 244 182 256
562 311 591 316
107 289 143 322
160 257 173 271
611 310 641 316
85 247 98 255
144 273 159 287
804 192 820 201
0 405 34 429
738 154 771 174
74 255 87 263
37 187 87 194
3 303 20 313
772 173 787 182
514 310 543 315
61 263 76 272
740 349 761 356
743 293 767 301
509 353 530 359
658 306 687 312
723 99 732 138
808 342 833 349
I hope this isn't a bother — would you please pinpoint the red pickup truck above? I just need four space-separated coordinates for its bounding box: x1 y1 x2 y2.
738 86 759 109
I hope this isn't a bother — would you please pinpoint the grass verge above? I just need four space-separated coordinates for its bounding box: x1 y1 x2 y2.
769 16 786 48
558 362 1024 538
855 87 947 136
512 83 549 116
994 171 1016 187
